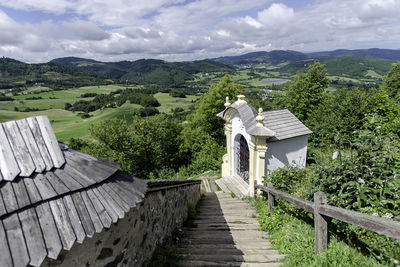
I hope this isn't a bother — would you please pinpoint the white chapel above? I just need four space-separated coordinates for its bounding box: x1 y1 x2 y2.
217 95 312 197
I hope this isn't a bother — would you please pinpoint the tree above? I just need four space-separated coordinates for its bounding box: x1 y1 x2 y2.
382 62 400 98
86 114 183 178
181 74 242 154
285 62 329 122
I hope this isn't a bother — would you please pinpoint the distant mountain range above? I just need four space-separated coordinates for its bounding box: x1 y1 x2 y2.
50 57 234 86
211 48 400 66
1 48 399 90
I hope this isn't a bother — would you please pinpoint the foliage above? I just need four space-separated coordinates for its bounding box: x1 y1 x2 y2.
381 62 400 97
315 128 400 214
285 62 330 121
307 88 377 147
181 74 242 153
83 114 183 178
252 198 389 266
169 89 186 98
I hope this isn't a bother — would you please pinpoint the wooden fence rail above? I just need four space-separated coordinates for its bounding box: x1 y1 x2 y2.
255 182 400 254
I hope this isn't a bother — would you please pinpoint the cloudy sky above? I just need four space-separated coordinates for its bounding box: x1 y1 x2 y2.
0 0 399 63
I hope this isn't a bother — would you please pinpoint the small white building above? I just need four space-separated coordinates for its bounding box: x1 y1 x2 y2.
218 95 312 196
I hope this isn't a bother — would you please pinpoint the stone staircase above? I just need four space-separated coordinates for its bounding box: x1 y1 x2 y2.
176 191 285 266
215 176 249 198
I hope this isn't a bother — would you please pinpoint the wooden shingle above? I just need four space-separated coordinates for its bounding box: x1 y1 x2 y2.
0 116 148 267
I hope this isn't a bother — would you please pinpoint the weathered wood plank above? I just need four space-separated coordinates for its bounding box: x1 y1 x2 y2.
314 192 328 254
35 116 65 168
65 149 119 171
0 221 13 267
49 199 76 250
64 151 115 183
12 178 31 208
23 177 42 204
96 185 125 219
1 182 19 213
267 182 274 213
71 192 95 238
3 120 36 177
16 119 46 173
33 173 58 200
102 183 130 212
86 189 112 228
256 185 315 213
107 178 137 208
113 172 146 199
2 213 30 267
62 164 94 187
26 117 53 171
63 195 85 243
45 172 70 195
0 124 20 181
91 187 119 223
18 208 47 267
53 169 83 190
112 178 143 204
80 191 103 233
35 202 62 259
319 205 400 240
0 192 6 216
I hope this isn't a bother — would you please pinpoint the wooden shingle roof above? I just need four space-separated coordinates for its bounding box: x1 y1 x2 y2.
219 102 311 141
0 116 147 267
0 116 65 181
263 109 312 142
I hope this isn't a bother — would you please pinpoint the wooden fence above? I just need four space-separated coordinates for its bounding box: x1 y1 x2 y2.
255 182 400 254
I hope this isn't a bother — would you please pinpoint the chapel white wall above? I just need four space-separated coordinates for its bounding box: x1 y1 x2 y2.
265 135 308 174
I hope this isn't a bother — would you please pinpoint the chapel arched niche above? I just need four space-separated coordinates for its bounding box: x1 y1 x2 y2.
233 133 249 183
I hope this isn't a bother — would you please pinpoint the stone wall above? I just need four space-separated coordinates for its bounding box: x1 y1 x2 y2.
42 181 201 267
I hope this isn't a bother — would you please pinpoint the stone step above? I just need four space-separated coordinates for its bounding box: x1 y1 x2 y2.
176 260 283 267
176 247 279 256
195 212 256 217
179 253 286 263
193 216 258 222
177 243 273 250
183 230 268 238
179 238 271 246
183 224 261 231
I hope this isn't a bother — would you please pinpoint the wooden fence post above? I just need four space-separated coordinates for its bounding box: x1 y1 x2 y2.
314 191 328 254
267 182 274 213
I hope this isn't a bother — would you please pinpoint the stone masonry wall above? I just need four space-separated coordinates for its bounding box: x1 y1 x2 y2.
41 183 201 267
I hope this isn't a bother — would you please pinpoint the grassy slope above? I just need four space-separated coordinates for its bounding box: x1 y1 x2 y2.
251 198 384 266
0 88 199 142
154 93 199 113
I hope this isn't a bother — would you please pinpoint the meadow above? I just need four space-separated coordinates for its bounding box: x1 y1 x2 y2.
0 85 199 142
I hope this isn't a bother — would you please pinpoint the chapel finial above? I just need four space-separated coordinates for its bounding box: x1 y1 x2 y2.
224 96 231 108
235 95 247 106
256 107 264 127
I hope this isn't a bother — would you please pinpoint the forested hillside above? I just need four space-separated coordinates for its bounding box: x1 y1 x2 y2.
0 57 109 90
51 57 234 86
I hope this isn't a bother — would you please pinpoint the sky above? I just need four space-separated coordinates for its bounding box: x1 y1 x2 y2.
0 0 399 63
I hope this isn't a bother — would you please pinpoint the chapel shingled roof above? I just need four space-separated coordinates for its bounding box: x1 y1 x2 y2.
0 116 147 267
219 98 311 141
262 109 312 141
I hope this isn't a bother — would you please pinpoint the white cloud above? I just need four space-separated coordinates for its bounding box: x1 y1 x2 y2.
257 3 294 28
63 20 110 41
0 0 400 62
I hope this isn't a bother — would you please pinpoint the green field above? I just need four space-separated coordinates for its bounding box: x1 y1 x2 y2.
0 102 142 141
154 93 199 113
0 86 200 141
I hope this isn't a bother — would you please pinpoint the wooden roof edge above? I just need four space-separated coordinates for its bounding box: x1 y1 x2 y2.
0 169 144 220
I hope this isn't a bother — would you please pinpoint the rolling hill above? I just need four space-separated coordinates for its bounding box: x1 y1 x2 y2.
211 48 400 66
51 57 234 86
